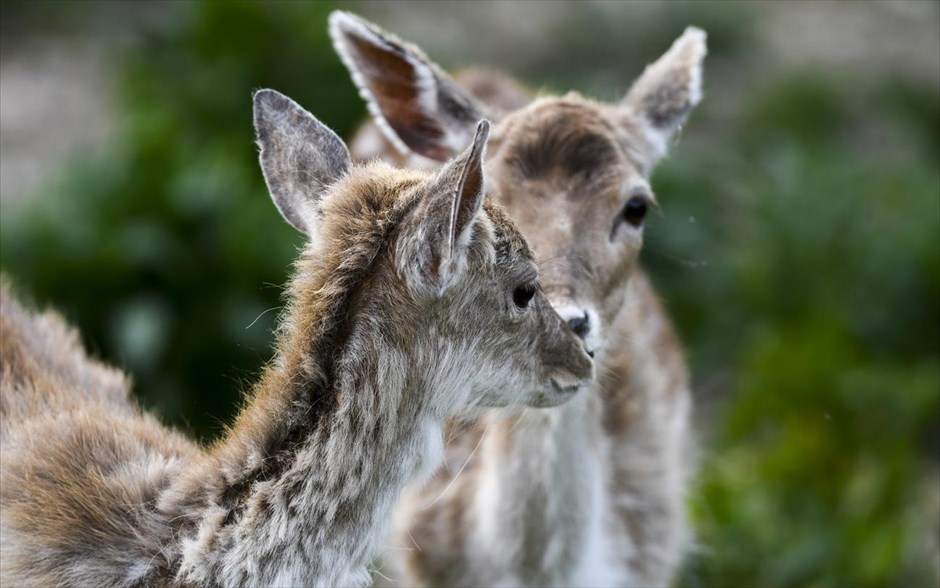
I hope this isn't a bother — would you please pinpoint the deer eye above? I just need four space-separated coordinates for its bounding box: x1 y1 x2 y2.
512 283 537 309
621 196 648 228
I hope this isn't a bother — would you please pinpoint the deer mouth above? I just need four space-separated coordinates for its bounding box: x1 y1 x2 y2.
549 375 588 395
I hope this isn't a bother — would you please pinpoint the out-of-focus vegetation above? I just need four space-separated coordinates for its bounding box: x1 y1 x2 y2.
1 1 937 586
650 74 940 587
1 1 361 435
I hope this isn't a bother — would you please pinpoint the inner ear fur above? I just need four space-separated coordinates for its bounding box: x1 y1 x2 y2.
329 10 488 161
404 120 491 295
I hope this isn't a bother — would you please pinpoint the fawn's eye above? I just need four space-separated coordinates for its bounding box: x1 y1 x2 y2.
512 283 537 310
621 196 648 228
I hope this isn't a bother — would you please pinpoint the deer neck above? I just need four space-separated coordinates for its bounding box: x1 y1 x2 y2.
471 388 608 584
162 315 447 587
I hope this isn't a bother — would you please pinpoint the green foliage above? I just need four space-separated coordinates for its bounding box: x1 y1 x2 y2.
1 2 936 586
644 74 940 587
0 0 361 437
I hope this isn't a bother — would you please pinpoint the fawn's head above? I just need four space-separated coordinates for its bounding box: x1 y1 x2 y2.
253 90 593 412
330 12 706 355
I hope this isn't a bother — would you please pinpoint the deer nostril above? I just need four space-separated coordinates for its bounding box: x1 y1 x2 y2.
567 312 591 339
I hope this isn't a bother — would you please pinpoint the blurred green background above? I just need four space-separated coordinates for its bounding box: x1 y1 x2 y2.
1 1 937 586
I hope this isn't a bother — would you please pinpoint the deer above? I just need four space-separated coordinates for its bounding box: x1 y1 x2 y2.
0 89 595 587
329 11 706 587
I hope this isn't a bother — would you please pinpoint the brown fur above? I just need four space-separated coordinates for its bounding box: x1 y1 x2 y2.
330 12 705 586
0 91 593 586
0 280 198 586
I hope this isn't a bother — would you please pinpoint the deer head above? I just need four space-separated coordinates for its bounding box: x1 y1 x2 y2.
253 89 593 410
329 12 706 355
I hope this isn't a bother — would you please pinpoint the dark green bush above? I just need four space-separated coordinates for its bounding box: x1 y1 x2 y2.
645 75 939 587
0 0 361 437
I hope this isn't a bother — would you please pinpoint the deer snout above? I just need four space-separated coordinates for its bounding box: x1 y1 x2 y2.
556 305 601 356
566 312 590 338
546 338 595 399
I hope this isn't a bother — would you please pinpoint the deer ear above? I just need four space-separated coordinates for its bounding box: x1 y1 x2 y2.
329 10 488 162
253 89 351 235
621 27 707 164
443 120 489 260
405 120 490 295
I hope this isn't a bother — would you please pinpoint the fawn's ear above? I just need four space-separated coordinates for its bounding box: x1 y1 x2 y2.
404 120 490 295
329 10 488 162
621 27 707 164
253 89 351 235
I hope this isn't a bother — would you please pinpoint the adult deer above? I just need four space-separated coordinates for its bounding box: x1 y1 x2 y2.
330 11 705 586
0 90 593 587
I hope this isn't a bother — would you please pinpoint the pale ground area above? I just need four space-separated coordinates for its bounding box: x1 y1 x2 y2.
0 0 169 204
368 0 940 85
1 1 937 204
762 0 939 88
0 38 114 202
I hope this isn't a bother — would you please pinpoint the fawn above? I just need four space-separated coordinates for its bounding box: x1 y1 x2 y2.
0 90 594 587
330 11 706 586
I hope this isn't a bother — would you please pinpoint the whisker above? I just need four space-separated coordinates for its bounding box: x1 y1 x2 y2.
417 422 490 512
407 529 423 552
370 566 397 584
245 306 281 330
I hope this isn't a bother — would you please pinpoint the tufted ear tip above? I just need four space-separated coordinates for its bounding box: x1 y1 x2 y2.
328 10 366 39
329 11 489 162
252 89 296 143
680 26 707 47
327 10 369 59
251 89 351 236
474 119 491 141
621 26 708 164
253 88 283 106
675 27 708 106
253 89 288 119
470 120 491 158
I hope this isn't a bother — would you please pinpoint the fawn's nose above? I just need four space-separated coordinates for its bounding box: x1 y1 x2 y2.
567 313 591 339
557 306 598 358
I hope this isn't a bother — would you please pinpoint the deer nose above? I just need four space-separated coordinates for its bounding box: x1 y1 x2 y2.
556 306 599 357
566 312 591 340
